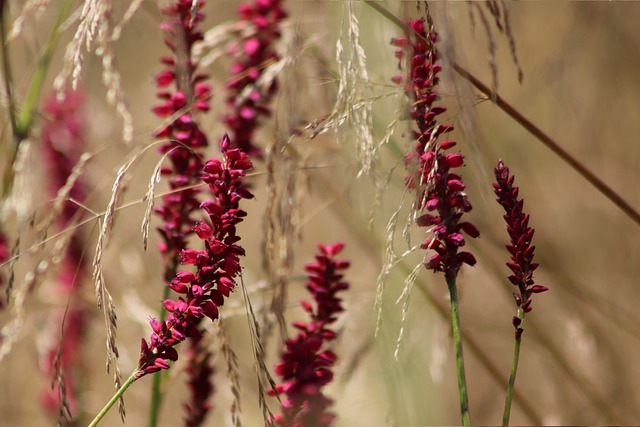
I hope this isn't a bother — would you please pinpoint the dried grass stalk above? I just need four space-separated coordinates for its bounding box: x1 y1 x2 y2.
0 235 71 363
241 276 278 426
218 320 242 427
37 152 92 240
140 149 175 251
8 0 52 40
54 0 133 144
90 145 158 420
262 29 306 347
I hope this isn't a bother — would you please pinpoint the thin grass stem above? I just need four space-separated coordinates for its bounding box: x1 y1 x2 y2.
502 310 524 426
307 167 543 423
0 2 17 141
88 371 138 427
450 62 640 228
1 0 74 199
446 275 471 426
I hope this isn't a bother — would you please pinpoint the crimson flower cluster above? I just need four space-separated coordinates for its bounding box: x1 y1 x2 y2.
152 3 217 423
271 243 350 427
392 19 478 280
137 135 254 378
224 0 287 158
493 161 548 337
39 89 89 418
153 0 212 277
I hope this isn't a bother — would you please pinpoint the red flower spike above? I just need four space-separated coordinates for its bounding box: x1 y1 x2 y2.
153 0 212 281
137 136 254 427
39 89 90 421
223 0 287 157
392 18 479 281
273 243 350 426
494 160 547 336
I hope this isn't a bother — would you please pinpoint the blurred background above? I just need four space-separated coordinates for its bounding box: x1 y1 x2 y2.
1 1 640 426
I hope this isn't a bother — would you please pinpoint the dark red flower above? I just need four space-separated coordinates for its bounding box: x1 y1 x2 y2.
493 160 548 337
137 135 254 379
153 3 215 423
271 243 349 427
153 0 212 277
393 19 478 280
223 0 287 157
39 88 90 422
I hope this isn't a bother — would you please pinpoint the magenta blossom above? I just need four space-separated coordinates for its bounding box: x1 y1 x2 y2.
392 19 479 280
137 135 254 378
493 161 548 337
224 0 287 157
271 243 350 427
153 0 212 278
39 89 90 421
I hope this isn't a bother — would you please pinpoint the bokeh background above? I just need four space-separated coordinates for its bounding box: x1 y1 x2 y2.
2 1 640 426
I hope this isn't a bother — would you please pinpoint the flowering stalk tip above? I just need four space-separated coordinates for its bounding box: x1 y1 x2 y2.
393 17 476 426
137 136 254 379
224 0 287 157
271 243 349 427
493 160 548 336
494 160 548 426
39 89 89 422
393 19 479 281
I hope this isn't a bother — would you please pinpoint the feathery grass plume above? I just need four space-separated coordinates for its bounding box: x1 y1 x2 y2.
137 135 254 378
39 89 90 424
262 29 307 347
224 0 287 157
54 0 133 144
218 319 243 427
270 243 350 427
333 1 376 178
8 0 52 40
150 1 214 423
391 17 478 425
493 160 548 425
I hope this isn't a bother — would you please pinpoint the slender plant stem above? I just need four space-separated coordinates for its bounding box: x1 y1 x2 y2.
450 63 640 228
313 167 543 424
0 2 18 141
446 275 471 426
16 0 74 137
502 310 524 426
88 371 138 427
1 0 74 199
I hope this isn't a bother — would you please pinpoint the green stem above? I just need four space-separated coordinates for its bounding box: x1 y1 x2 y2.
1 0 74 199
88 371 138 427
148 372 162 427
447 275 471 426
16 0 74 137
0 2 18 141
502 310 524 426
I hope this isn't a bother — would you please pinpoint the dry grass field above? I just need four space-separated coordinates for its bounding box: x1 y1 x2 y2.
1 1 640 426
